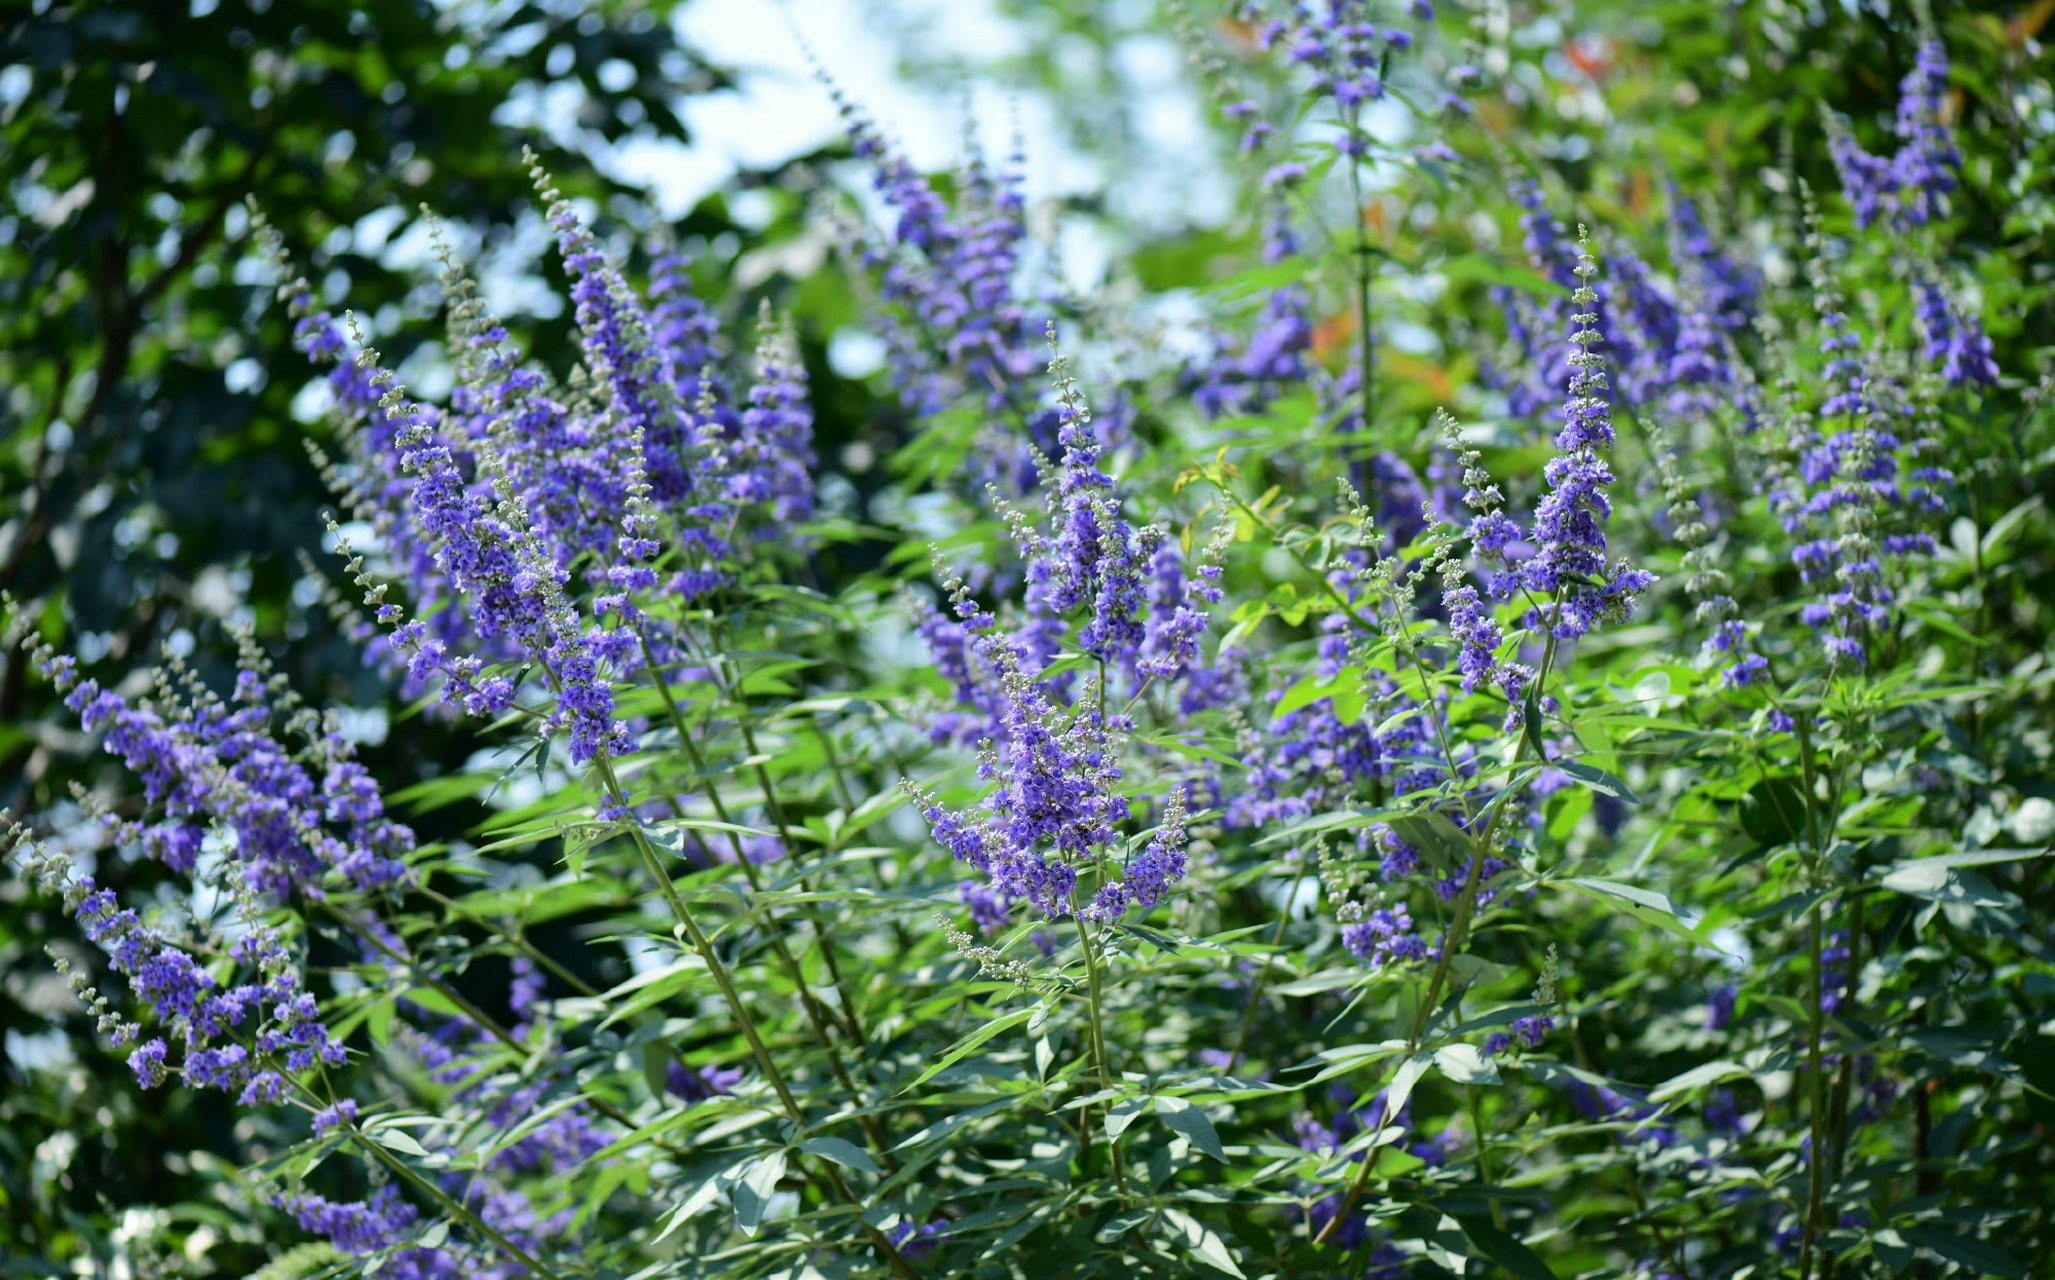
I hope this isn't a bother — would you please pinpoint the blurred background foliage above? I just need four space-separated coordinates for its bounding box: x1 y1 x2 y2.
3 0 2053 1273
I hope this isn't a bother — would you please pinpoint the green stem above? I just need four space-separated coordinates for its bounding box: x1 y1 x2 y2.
639 633 873 1067
1801 902 1826 1280
1225 854 1311 1076
1075 913 1130 1204
1467 1085 1501 1227
671 625 873 1047
1345 103 1376 440
1317 635 1561 1247
592 756 923 1280
352 1126 562 1279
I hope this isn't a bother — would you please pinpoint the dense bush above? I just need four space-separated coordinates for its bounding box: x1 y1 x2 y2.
5 2 2053 1278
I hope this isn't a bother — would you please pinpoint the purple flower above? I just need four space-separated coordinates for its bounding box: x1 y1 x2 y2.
1341 905 1429 969
313 1099 360 1135
1668 191 1758 331
667 1060 746 1104
1892 41 1961 227
1915 279 1998 387
1088 789 1191 922
1517 230 1656 640
838 111 1045 469
1251 0 1431 112
1191 287 1313 420
1706 985 1738 1031
961 880 1013 934
1825 40 1962 232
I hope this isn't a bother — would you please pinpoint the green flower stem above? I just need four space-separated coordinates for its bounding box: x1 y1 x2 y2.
269 1054 561 1279
1225 852 1312 1077
1801 901 1827 1280
1344 101 1376 435
592 756 923 1280
1075 911 1131 1204
350 1124 562 1279
636 633 882 1102
1466 1084 1501 1227
1317 633 1563 1247
1822 893 1866 1280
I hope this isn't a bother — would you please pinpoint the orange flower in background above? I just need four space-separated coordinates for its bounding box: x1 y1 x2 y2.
1382 350 1457 405
1312 309 1357 366
1566 35 1614 83
1220 16 1261 51
2011 0 2055 48
1626 169 1652 219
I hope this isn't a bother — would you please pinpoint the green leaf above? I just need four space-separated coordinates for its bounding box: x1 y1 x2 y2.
367 998 396 1047
1454 1215 1563 1280
1330 679 1368 726
1384 1053 1433 1126
247 1244 344 1280
1155 1095 1227 1161
1105 1096 1153 1140
1905 1227 2029 1278
1163 1208 1246 1278
1879 861 2019 909
1119 922 1184 954
368 1128 429 1159
1139 732 1251 773
1389 810 1474 868
1740 776 1810 848
730 1151 787 1235
1522 684 1548 761
798 1136 879 1175
1256 807 1394 847
1434 1043 1501 1085
899 1007 1036 1092
1555 878 1717 949
1648 1059 1751 1103
1274 670 1344 719
1557 758 1640 805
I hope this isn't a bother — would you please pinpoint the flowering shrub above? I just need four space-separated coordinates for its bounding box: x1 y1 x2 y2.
6 3 2054 1278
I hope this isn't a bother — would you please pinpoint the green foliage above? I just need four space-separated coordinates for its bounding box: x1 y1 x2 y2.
5 1 2055 1278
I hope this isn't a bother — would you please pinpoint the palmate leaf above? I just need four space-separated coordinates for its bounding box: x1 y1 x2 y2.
899 1006 1038 1092
1904 1226 2029 1278
1556 758 1640 805
1154 1095 1227 1160
1552 878 1721 950
797 1136 879 1175
1453 1215 1563 1280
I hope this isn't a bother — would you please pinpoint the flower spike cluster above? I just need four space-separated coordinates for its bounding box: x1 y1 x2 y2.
1825 38 1962 231
1519 228 1656 641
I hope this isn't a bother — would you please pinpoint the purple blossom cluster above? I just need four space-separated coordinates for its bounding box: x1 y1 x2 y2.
1191 286 1315 420
1763 226 1951 671
1497 185 1752 432
838 109 1049 462
1827 40 1962 232
1241 0 1429 117
1914 277 1998 388
40 638 411 900
272 164 820 767
1515 232 1656 642
908 341 1245 924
